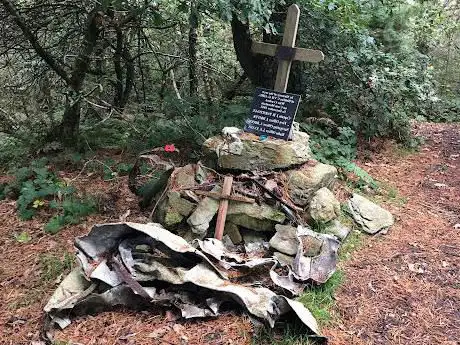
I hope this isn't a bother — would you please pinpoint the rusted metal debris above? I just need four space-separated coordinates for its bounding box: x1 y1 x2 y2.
44 222 329 343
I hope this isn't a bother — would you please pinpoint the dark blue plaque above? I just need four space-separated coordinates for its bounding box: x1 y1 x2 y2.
244 87 301 140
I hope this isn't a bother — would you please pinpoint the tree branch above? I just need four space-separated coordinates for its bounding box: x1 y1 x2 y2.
0 0 70 84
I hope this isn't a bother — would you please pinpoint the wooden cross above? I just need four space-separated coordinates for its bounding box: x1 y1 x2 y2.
214 176 234 240
251 4 324 93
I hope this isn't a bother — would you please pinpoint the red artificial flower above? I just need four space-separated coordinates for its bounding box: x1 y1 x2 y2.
164 144 176 152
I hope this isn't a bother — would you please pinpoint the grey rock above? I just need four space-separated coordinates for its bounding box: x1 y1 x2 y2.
224 222 243 244
187 187 221 237
202 129 312 171
323 219 350 241
156 191 196 228
222 235 236 249
269 225 298 256
273 252 294 267
309 187 340 223
173 164 197 189
285 162 337 206
299 233 323 257
242 232 267 254
222 127 242 136
226 202 286 232
348 193 394 234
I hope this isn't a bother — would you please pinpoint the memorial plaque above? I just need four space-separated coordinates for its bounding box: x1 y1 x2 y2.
244 87 301 140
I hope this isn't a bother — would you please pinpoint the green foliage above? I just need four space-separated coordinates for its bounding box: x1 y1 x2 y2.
14 231 32 243
45 197 96 234
298 271 344 325
0 183 6 200
39 252 74 282
0 135 29 171
296 0 458 143
252 326 317 345
303 124 356 164
301 123 378 189
11 160 74 220
3 159 95 233
338 229 363 261
81 98 251 156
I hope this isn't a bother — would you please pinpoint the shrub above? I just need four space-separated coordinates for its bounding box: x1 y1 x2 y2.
3 159 96 233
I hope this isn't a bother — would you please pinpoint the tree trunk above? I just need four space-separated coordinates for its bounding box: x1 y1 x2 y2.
188 0 199 99
120 46 134 108
231 9 305 94
231 16 274 89
59 10 103 146
113 28 124 109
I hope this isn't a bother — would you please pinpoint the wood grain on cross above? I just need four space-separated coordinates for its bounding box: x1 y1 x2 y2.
251 4 324 92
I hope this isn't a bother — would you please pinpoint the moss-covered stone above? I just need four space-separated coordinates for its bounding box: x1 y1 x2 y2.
309 187 340 223
155 191 196 228
203 128 312 171
226 202 286 231
284 161 337 206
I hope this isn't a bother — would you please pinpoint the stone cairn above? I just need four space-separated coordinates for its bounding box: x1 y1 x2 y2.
130 127 393 286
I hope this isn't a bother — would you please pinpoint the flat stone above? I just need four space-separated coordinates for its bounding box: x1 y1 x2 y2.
285 161 337 206
269 224 298 256
323 219 350 241
273 252 294 266
224 222 243 244
348 193 394 234
156 191 196 228
172 164 197 189
300 234 323 257
202 128 312 171
309 187 340 223
226 202 286 232
187 187 221 237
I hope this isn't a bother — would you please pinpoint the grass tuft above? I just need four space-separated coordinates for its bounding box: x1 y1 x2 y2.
252 323 322 345
39 252 74 282
297 271 344 325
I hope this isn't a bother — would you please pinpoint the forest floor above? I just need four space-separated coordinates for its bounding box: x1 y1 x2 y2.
325 122 460 345
0 122 459 345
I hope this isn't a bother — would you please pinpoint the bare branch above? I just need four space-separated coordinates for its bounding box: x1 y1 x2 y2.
0 0 70 84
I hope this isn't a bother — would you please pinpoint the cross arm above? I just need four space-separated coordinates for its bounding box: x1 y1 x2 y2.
251 41 324 63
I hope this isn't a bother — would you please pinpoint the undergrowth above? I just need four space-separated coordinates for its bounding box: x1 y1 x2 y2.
300 123 378 190
1 159 96 233
298 271 344 325
80 98 251 154
253 322 322 345
39 252 74 282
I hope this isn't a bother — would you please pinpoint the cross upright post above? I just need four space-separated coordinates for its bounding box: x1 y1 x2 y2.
251 4 324 93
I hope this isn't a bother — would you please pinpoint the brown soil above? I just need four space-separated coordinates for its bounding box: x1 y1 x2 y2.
0 122 458 345
0 168 252 345
324 122 460 345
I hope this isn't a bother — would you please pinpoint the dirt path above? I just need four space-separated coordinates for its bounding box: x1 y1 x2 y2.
325 123 460 345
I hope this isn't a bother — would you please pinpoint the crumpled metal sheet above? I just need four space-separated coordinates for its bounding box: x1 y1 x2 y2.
268 226 340 294
195 238 275 269
292 226 340 284
45 222 322 339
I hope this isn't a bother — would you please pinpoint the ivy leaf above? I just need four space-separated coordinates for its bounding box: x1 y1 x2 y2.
15 231 32 243
32 199 45 208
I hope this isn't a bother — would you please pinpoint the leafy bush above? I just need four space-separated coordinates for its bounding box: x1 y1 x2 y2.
295 0 457 143
45 197 96 234
301 123 378 189
0 135 29 171
79 97 251 156
3 159 95 233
